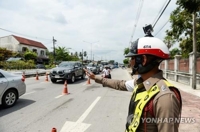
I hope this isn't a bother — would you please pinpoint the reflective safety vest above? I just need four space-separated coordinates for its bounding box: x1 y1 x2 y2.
126 80 175 132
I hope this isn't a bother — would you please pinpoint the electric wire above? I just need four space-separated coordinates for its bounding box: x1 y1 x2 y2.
152 0 171 28
0 27 51 41
129 0 144 45
154 20 169 36
152 0 169 25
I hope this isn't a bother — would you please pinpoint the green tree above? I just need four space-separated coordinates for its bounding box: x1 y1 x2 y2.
55 46 70 61
123 58 129 64
124 47 129 55
169 48 181 59
0 48 13 61
24 50 37 60
165 5 200 58
74 52 78 57
109 60 115 64
163 36 175 49
83 51 87 57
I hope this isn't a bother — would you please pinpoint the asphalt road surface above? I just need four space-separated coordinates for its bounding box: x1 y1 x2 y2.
0 68 132 132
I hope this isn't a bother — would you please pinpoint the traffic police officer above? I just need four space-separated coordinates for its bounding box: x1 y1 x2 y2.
85 36 182 132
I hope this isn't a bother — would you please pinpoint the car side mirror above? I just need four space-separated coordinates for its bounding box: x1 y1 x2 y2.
74 65 78 68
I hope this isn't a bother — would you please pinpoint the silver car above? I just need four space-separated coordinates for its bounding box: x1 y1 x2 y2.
86 63 100 74
0 69 26 108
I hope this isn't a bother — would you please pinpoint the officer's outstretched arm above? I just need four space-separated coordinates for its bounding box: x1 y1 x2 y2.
84 68 128 91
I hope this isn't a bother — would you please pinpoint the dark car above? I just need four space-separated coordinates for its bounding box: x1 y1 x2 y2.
36 64 46 69
49 61 86 83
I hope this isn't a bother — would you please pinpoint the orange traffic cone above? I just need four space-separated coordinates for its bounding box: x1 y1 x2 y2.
36 72 39 80
45 73 49 81
51 128 57 132
87 78 91 84
62 80 69 95
22 72 25 81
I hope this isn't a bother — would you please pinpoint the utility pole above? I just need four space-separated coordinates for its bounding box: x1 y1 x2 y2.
53 37 57 64
192 13 197 89
82 49 83 65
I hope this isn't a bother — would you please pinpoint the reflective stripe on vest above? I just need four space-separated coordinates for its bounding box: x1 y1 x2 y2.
126 80 175 132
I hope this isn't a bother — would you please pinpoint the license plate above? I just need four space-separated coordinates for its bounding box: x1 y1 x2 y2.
54 75 60 78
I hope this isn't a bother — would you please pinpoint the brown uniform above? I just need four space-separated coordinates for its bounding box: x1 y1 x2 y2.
94 70 182 132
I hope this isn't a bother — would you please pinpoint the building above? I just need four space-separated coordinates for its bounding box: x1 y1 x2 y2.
0 35 49 64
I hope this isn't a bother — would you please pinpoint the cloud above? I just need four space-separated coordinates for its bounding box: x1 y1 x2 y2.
0 0 178 63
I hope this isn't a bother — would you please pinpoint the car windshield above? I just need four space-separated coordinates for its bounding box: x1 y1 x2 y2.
88 63 96 67
58 62 74 67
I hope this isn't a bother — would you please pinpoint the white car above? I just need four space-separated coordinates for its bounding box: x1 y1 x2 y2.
0 69 26 108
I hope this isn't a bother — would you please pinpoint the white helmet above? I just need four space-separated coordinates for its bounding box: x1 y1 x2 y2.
126 37 169 59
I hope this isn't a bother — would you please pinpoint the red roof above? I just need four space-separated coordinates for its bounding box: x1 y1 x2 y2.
12 35 47 49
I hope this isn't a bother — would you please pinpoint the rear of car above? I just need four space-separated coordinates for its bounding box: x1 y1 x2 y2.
0 69 26 108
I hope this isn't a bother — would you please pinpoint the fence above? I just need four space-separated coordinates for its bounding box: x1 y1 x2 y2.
160 53 200 89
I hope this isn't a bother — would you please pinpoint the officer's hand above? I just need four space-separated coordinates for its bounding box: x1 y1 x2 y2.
83 68 95 80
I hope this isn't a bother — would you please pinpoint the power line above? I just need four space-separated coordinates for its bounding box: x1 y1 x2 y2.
152 0 169 25
152 0 171 28
129 0 144 45
0 27 51 41
154 20 169 36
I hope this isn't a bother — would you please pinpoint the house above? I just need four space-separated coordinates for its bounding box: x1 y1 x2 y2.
0 35 49 64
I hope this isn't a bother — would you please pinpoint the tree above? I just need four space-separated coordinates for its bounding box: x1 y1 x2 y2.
83 51 87 58
109 60 115 64
169 48 181 59
124 47 129 56
163 36 175 49
176 0 200 89
74 52 78 57
165 6 200 58
55 46 70 61
123 58 129 64
24 50 37 61
79 52 83 59
0 48 13 61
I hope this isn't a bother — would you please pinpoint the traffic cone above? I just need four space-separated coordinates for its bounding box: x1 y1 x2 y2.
87 78 91 84
45 73 49 81
51 128 57 132
62 80 69 95
36 72 39 80
22 72 25 81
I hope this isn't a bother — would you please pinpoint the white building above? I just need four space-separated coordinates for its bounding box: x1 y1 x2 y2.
0 35 49 63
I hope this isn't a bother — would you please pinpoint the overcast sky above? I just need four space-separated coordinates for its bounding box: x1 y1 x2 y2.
0 0 178 63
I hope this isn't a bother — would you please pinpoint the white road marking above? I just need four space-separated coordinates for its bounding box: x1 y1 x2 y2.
23 91 36 96
60 96 101 132
55 95 63 99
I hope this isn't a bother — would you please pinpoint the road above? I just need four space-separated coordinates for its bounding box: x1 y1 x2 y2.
0 68 132 132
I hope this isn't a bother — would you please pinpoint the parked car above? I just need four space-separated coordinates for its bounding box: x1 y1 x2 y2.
49 61 86 83
0 69 26 108
86 63 100 74
36 64 46 69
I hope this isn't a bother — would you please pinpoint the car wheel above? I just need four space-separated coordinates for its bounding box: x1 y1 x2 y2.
81 72 86 79
2 89 17 108
51 78 57 83
70 74 75 83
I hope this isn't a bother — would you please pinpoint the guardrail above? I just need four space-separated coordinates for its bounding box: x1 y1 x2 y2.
7 69 51 77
